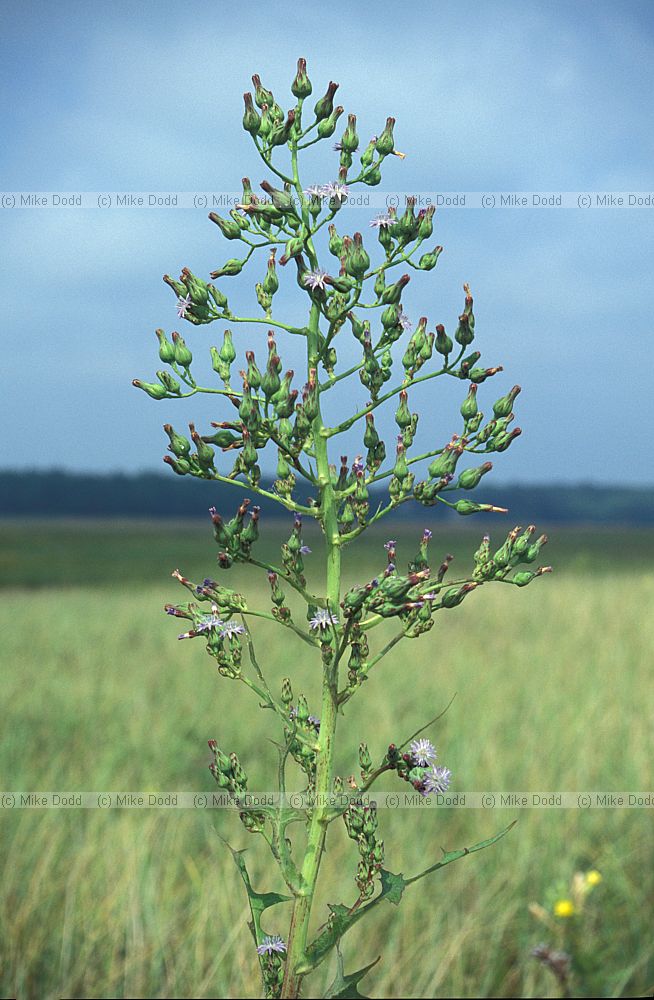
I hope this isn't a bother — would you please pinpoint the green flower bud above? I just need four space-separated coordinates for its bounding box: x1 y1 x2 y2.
291 57 312 98
317 105 344 139
435 324 453 357
362 164 382 186
375 117 396 156
262 250 279 296
172 332 192 368
157 370 181 394
493 385 522 418
441 582 477 608
251 73 274 110
340 113 359 152
381 273 410 305
360 137 377 167
460 383 479 421
281 676 293 705
242 92 260 135
454 312 474 347
453 500 508 515
189 424 215 470
210 259 243 279
155 328 175 364
163 455 190 475
133 378 167 400
395 389 412 429
428 442 463 479
269 109 296 147
163 423 191 458
208 284 228 311
417 204 436 240
457 461 493 490
208 213 242 240
313 81 339 121
345 231 370 279
418 246 443 270
218 329 236 365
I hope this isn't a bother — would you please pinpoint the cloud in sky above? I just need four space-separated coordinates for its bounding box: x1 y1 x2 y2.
2 0 653 483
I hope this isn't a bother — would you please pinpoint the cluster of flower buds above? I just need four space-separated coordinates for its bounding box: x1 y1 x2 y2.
283 688 320 786
281 514 310 586
209 501 261 568
208 740 266 835
343 801 384 900
385 739 452 797
472 525 552 586
166 578 247 677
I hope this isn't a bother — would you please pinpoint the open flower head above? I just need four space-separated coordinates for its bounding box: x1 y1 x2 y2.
410 738 437 766
176 293 192 318
309 608 339 631
422 765 452 795
257 934 287 955
553 898 575 918
303 269 331 291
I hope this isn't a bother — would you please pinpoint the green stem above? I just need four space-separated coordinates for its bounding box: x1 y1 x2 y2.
281 133 341 996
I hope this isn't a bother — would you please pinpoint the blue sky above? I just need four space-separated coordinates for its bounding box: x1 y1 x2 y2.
2 0 653 484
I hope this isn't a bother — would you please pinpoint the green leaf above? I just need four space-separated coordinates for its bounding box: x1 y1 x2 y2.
323 946 381 999
218 834 292 947
300 821 516 975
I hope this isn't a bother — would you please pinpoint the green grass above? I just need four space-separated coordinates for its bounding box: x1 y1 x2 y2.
1 521 653 998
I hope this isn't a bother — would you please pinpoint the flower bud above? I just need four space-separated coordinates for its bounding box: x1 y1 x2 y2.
171 331 192 368
208 213 242 240
317 105 344 139
381 273 410 305
457 462 493 490
454 500 508 515
163 424 191 458
252 74 274 110
133 378 167 400
157 370 181 394
155 328 175 364
340 114 359 152
362 164 382 186
314 81 339 121
493 385 522 418
460 383 479 422
418 246 443 270
375 117 396 156
435 324 453 357
242 92 261 135
291 57 312 98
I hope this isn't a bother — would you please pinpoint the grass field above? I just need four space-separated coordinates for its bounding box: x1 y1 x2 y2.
1 520 653 999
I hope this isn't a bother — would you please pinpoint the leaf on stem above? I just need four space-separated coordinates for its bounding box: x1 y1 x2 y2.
300 821 516 975
218 834 292 947
323 946 381 999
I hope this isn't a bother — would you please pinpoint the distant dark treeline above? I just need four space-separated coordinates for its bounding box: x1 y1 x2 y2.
1 471 653 525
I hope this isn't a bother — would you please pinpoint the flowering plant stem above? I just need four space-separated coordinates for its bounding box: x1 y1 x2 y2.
134 59 551 999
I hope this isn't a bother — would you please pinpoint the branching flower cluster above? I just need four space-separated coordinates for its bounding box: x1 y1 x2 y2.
134 58 550 999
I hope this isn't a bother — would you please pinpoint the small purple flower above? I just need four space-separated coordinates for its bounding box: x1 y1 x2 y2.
384 540 397 552
304 185 324 198
422 529 433 541
323 181 349 203
351 455 365 475
257 934 287 955
309 608 339 631
333 141 344 151
308 715 321 728
422 765 452 795
300 545 312 555
219 620 245 640
399 311 412 332
303 269 331 291
410 738 437 766
176 293 192 318
369 213 394 229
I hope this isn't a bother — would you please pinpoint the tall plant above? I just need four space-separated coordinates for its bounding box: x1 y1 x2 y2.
134 58 550 999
